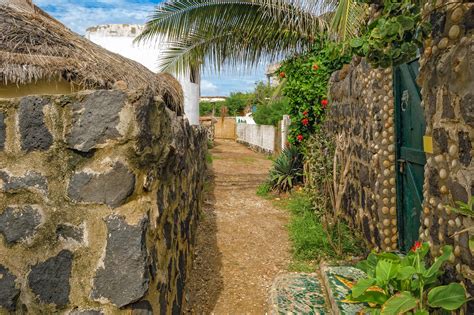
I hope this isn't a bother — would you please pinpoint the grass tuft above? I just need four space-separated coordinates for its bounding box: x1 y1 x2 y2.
256 182 272 198
284 192 365 271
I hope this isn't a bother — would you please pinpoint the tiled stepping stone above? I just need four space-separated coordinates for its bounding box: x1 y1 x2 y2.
320 264 366 315
269 273 328 315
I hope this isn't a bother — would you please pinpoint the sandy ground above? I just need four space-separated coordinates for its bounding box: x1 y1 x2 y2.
185 140 290 314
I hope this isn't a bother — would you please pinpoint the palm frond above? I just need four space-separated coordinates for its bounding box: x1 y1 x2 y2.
330 0 368 42
136 0 368 74
136 0 333 73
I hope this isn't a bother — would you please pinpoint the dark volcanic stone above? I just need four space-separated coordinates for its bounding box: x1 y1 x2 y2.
448 180 468 204
458 131 472 167
433 128 448 152
428 168 440 198
0 205 42 245
0 170 48 195
66 90 126 152
18 97 53 152
28 250 73 306
91 215 149 307
0 265 19 311
0 112 5 151
130 300 153 315
158 282 167 315
67 162 135 208
56 224 83 243
460 93 474 126
359 165 370 188
442 92 455 119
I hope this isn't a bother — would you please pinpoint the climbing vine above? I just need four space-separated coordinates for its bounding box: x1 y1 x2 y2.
279 40 351 145
351 0 430 68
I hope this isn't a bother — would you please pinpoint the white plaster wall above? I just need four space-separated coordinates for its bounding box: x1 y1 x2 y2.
85 24 200 125
237 123 276 153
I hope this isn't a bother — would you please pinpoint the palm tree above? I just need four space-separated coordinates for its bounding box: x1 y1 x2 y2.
135 0 367 74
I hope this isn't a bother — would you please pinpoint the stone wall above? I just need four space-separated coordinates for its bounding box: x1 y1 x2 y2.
418 0 473 306
0 89 207 314
324 1 473 309
326 60 396 251
236 123 277 154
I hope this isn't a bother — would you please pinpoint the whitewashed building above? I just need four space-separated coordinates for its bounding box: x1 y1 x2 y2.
85 24 201 125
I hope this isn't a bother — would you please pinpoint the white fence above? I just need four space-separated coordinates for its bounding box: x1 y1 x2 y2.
236 123 276 153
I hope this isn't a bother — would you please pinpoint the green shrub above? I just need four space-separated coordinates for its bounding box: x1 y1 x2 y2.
279 38 351 145
269 146 303 192
349 243 468 314
253 97 290 126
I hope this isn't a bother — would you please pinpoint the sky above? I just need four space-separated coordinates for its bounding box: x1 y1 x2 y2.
35 0 267 96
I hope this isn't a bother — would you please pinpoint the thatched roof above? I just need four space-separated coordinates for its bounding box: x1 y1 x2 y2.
0 1 183 111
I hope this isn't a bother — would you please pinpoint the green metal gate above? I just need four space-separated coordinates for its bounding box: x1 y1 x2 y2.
394 59 426 252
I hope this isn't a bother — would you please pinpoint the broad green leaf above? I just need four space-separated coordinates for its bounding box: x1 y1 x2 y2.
352 278 376 298
349 291 389 305
376 252 401 262
381 292 418 315
428 283 468 311
423 245 452 279
397 15 415 31
376 260 400 285
350 37 364 48
396 266 416 280
414 310 429 315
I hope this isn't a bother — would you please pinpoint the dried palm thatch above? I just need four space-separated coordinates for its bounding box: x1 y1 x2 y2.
0 1 184 112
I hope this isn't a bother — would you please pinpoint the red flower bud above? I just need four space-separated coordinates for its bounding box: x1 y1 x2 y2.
297 134 303 141
312 64 319 71
303 110 309 116
321 99 329 108
411 241 422 252
302 118 309 126
279 72 286 78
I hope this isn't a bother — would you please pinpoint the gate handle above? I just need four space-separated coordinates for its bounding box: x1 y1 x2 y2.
398 159 406 173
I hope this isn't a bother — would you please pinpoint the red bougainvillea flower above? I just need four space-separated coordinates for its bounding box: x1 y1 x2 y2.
312 64 319 71
279 72 286 78
303 110 309 116
321 99 329 108
411 241 422 252
302 118 309 126
297 134 304 142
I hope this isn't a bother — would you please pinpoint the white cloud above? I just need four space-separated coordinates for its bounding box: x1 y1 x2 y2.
35 0 156 34
201 80 218 95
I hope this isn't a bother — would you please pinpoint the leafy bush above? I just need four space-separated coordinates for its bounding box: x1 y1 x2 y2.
351 0 430 68
269 146 303 192
279 39 351 145
253 97 290 126
349 242 468 314
199 101 216 116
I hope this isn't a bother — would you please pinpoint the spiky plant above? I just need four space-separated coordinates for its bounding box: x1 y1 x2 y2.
136 0 367 73
269 146 303 192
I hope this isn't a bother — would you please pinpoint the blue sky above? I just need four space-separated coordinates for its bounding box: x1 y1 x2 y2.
35 0 266 96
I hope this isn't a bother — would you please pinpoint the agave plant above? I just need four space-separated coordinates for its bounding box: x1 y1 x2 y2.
136 0 368 74
269 146 303 192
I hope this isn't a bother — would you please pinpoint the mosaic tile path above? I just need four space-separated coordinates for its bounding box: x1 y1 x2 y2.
269 273 328 315
320 265 367 314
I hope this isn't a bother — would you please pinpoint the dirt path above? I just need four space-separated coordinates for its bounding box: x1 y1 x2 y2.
186 140 290 314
